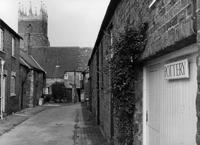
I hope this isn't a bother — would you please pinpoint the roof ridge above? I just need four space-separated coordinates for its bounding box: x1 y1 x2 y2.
30 55 46 73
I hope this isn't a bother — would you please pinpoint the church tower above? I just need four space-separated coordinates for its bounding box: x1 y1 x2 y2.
18 0 50 53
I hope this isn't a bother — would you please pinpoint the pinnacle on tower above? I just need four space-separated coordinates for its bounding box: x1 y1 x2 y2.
18 2 22 16
22 3 25 16
18 0 48 21
35 7 37 16
39 0 47 17
40 1 43 14
29 1 33 16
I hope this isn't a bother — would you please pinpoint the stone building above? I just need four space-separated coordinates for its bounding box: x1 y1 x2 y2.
18 1 91 102
18 2 50 52
88 0 199 145
0 19 21 116
81 70 90 102
30 46 91 102
19 51 45 109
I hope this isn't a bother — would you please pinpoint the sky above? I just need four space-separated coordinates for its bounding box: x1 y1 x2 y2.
0 0 110 47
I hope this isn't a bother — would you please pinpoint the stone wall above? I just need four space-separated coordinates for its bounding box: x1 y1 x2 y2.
18 19 50 52
33 71 45 106
89 0 197 144
99 34 113 141
91 53 98 123
110 0 195 58
18 20 48 35
196 0 200 144
144 0 195 58
108 1 148 144
1 27 20 114
19 65 30 109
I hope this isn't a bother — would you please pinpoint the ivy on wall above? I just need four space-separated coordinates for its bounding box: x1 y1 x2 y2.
110 24 147 145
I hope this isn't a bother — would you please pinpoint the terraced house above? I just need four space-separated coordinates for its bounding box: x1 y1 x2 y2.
88 0 200 145
0 19 21 116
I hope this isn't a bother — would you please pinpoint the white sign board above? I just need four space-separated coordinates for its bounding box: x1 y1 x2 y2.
164 59 189 80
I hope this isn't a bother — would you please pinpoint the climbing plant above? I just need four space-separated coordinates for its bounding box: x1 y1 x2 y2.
110 24 147 145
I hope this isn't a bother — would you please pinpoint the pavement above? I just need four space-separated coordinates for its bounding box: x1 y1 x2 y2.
0 105 48 136
74 104 109 145
0 103 109 145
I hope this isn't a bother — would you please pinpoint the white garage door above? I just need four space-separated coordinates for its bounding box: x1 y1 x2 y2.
145 56 197 145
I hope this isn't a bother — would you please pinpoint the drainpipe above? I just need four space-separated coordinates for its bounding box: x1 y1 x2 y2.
1 59 5 119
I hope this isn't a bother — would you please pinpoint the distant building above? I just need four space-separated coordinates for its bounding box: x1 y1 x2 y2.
19 51 45 109
30 47 91 102
18 1 91 102
18 1 50 52
0 19 22 115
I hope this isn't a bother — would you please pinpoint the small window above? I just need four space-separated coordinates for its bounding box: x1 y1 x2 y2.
10 72 16 96
0 28 3 51
110 31 114 58
64 73 68 80
110 32 113 46
78 73 83 80
12 37 15 56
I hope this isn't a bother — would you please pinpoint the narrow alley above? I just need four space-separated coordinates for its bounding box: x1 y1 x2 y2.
0 103 109 145
1 0 199 144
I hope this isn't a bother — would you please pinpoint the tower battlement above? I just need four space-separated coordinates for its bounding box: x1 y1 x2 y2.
18 0 50 52
18 0 48 22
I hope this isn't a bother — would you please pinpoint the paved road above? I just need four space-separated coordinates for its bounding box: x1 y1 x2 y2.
0 104 79 145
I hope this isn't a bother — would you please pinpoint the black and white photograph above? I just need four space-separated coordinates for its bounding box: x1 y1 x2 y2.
0 0 198 145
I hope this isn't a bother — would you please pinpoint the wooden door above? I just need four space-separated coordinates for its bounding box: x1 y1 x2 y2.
145 57 197 145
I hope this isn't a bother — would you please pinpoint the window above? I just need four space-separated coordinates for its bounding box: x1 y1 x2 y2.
0 28 3 51
110 32 114 58
78 73 83 80
107 26 114 59
110 31 113 46
10 72 16 96
12 37 15 56
64 73 68 80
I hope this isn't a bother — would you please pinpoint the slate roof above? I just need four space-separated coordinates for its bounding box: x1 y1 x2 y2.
0 19 22 39
20 51 45 72
20 57 31 69
30 47 92 78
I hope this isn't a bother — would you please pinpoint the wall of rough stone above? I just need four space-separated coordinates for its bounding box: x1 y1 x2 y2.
90 54 98 121
196 0 200 144
109 1 148 144
89 0 148 143
1 27 20 114
110 0 195 144
33 71 44 106
144 0 195 58
28 70 34 107
99 34 113 141
19 65 30 109
89 0 197 144
92 53 98 123
18 19 50 52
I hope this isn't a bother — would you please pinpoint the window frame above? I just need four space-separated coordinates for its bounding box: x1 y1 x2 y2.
64 72 68 80
78 73 82 81
0 28 4 51
10 71 16 96
11 37 15 56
